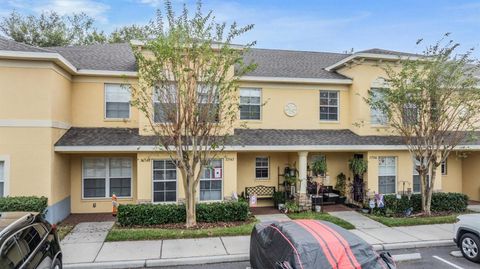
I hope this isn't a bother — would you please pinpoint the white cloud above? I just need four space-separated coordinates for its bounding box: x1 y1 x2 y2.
33 0 110 22
1 0 110 22
137 0 162 7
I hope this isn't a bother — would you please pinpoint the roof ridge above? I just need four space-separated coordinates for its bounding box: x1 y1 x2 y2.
250 47 351 56
46 42 130 50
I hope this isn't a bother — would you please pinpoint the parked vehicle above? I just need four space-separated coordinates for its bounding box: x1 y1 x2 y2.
250 219 396 269
0 212 62 269
454 213 480 263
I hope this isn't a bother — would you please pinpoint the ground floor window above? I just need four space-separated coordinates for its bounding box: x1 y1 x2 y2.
152 160 177 202
378 156 396 194
441 160 447 175
255 157 269 179
82 158 132 198
200 159 223 201
0 160 4 197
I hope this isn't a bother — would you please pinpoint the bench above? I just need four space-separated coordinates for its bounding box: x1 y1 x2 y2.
245 185 276 200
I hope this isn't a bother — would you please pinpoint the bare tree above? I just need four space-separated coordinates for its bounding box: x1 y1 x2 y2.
130 1 255 227
367 34 480 215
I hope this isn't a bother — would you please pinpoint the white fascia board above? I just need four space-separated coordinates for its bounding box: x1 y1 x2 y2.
325 53 420 71
54 144 409 152
76 69 138 77
54 144 480 153
240 76 353 85
0 119 71 129
0 50 77 73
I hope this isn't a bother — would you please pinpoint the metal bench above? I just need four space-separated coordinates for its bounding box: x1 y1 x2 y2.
245 185 276 200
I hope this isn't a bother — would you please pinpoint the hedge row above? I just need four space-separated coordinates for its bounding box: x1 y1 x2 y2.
0 196 48 213
374 192 468 214
117 201 250 226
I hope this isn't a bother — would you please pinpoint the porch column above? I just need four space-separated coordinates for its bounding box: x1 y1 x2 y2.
298 151 308 194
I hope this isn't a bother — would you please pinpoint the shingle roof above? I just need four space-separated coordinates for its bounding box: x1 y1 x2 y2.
54 127 404 147
47 43 137 71
0 37 53 53
242 48 351 79
55 127 480 148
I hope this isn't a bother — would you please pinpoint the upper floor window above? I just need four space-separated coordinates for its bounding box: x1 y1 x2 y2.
153 85 177 123
370 88 388 125
319 90 338 121
240 88 261 120
197 85 219 122
82 158 132 199
255 157 269 179
105 84 130 119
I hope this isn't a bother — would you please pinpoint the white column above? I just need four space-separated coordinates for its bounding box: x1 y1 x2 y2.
298 151 308 194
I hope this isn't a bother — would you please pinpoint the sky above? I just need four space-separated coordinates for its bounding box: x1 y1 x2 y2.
1 0 479 56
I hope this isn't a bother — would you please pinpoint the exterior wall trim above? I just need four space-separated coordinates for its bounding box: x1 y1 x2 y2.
0 119 71 129
54 144 480 152
240 76 353 84
325 53 420 71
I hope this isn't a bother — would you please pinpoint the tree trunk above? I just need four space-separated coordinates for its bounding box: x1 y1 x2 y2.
183 171 197 228
422 163 437 216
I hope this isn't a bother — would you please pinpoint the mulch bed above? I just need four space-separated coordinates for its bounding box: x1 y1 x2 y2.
60 213 116 226
322 204 354 212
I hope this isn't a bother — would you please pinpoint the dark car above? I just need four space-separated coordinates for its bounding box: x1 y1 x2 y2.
0 212 62 269
250 220 396 269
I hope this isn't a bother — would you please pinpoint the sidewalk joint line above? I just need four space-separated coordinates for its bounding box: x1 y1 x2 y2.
219 237 229 255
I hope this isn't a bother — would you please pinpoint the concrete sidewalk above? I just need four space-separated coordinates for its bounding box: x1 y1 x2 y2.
61 214 455 269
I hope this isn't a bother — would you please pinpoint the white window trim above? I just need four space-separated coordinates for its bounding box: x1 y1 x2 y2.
199 159 224 202
81 157 133 200
239 88 262 121
255 156 270 180
151 159 178 204
319 90 340 122
0 155 10 197
378 156 397 194
104 83 131 120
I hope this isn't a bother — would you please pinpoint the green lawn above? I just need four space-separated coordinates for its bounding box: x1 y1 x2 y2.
106 221 256 242
288 212 355 230
365 214 460 227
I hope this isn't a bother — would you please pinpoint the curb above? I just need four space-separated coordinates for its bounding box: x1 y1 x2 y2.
146 254 249 267
373 239 455 251
63 254 250 269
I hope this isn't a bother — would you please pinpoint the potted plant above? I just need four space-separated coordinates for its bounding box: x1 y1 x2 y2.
335 173 347 204
311 157 327 177
273 191 287 210
348 158 368 176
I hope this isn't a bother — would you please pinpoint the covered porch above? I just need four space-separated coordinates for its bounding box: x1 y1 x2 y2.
236 151 368 209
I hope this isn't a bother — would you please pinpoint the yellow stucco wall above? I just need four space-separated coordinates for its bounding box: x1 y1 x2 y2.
70 154 138 213
366 150 443 194
337 61 398 136
236 82 351 130
71 76 139 128
462 152 480 201
441 153 463 193
136 152 238 203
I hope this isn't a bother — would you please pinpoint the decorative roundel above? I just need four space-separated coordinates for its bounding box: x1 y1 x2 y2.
284 102 298 117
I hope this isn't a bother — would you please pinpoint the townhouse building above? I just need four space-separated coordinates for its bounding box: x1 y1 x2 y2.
1 37 479 223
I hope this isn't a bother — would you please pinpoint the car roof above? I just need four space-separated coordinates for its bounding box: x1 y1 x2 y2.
0 212 38 234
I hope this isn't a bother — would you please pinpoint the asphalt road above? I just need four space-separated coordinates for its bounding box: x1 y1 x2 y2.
162 246 479 269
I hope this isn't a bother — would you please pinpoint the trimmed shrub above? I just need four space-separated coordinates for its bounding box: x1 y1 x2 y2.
373 192 468 215
0 196 48 213
117 201 250 226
